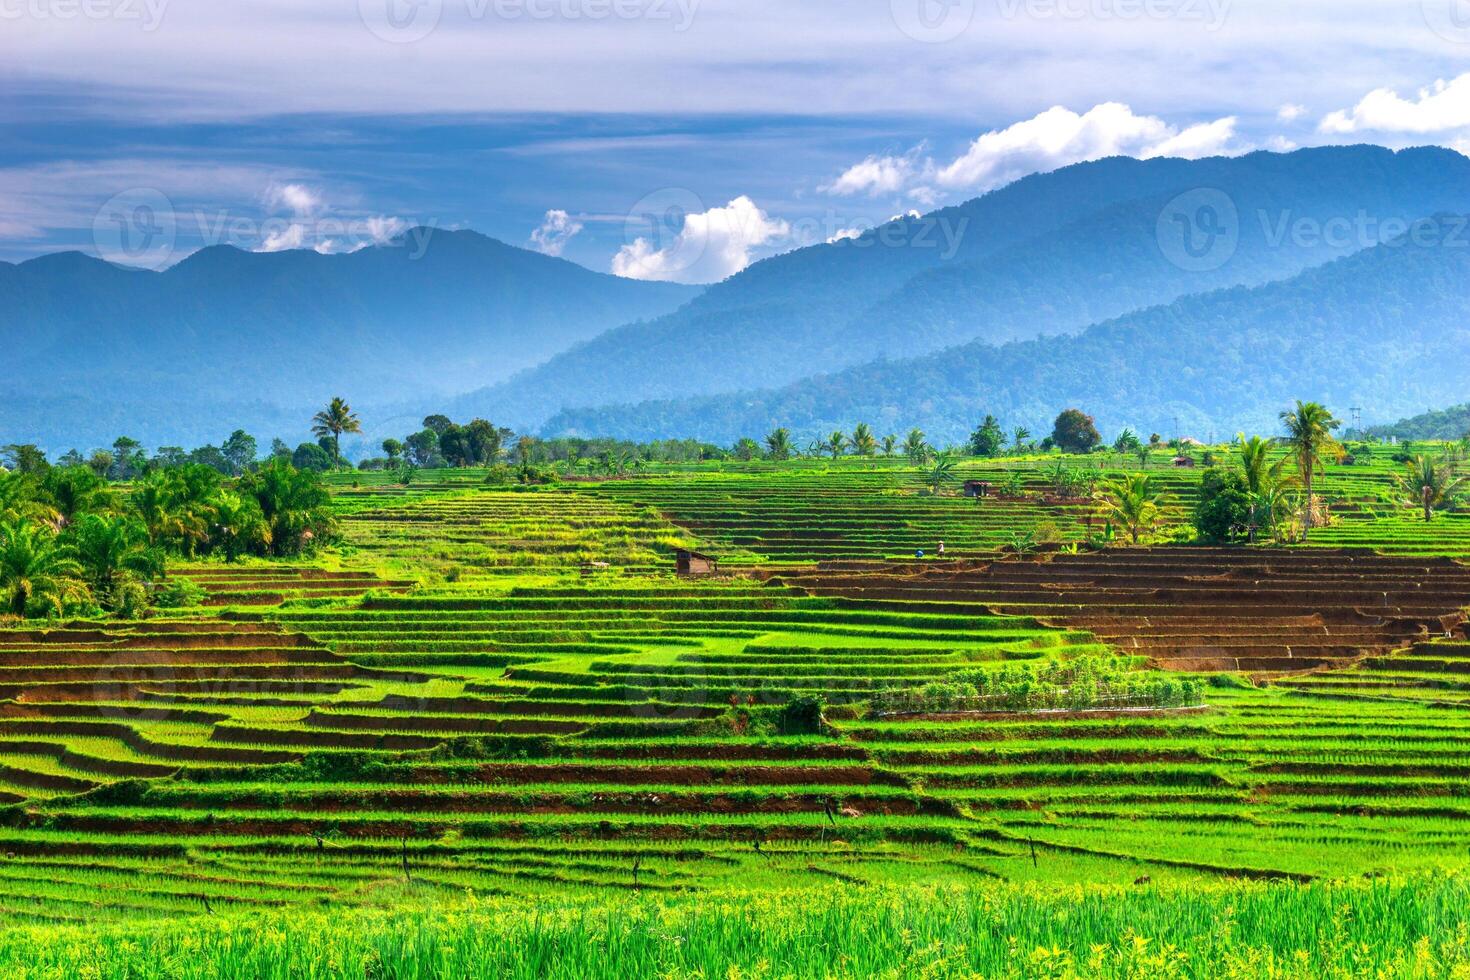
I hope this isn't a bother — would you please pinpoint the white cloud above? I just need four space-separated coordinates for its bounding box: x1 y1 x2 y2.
1320 74 1470 134
612 195 789 284
1277 103 1308 122
258 223 307 252
822 146 926 197
824 104 1244 207
529 209 584 256
1265 135 1298 152
937 104 1240 192
1142 116 1239 160
264 182 324 217
826 227 863 243
363 215 409 245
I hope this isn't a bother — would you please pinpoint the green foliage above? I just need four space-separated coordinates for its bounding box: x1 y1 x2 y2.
871 656 1202 715
1193 469 1253 543
153 576 207 609
775 694 827 735
968 415 1005 457
1051 408 1101 454
0 519 87 618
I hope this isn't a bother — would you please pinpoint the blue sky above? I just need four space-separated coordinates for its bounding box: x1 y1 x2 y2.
5 0 1470 280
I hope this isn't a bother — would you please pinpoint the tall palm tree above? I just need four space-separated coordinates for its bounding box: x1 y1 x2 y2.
311 397 362 468
1277 401 1341 541
881 434 897 457
904 429 930 465
1011 427 1031 455
0 521 86 618
851 423 877 457
1396 454 1465 522
1096 473 1171 544
764 428 792 461
826 431 847 459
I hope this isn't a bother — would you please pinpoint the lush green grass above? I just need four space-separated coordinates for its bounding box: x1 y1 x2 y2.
9 873 1470 978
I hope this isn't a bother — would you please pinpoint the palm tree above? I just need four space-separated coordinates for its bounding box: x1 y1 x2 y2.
881 434 897 457
904 429 930 465
0 472 60 528
311 397 362 468
69 513 164 610
1011 427 1031 455
210 491 272 562
1278 401 1342 541
0 521 86 618
764 428 792 461
924 451 958 494
238 460 335 557
851 423 877 457
826 431 847 459
1235 434 1289 496
1396 454 1465 522
1096 473 1171 544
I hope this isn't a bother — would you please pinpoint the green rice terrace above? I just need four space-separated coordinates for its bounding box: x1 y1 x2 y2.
7 443 1470 975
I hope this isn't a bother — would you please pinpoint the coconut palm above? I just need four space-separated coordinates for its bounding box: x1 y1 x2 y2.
764 428 792 461
310 397 363 468
1396 454 1466 522
1278 401 1341 541
904 429 930 465
881 434 897 457
1235 434 1290 496
826 431 847 459
851 423 877 457
1096 473 1172 544
0 521 86 618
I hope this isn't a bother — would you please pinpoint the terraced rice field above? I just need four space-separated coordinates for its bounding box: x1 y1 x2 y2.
5 453 1470 941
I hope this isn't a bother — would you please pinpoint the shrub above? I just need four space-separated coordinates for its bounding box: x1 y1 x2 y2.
154 576 206 609
776 694 827 735
1193 468 1252 543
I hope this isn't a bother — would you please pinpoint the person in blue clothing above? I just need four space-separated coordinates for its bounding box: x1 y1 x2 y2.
915 549 925 558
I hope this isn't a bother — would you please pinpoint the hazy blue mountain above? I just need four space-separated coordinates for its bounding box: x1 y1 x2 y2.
0 229 697 448
544 214 1470 445
1361 404 1470 442
458 145 1470 428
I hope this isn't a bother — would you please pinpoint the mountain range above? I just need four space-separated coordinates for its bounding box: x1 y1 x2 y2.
7 143 1470 453
458 144 1470 432
0 229 696 448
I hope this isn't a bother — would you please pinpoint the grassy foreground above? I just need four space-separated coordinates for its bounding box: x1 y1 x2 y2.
11 874 1470 979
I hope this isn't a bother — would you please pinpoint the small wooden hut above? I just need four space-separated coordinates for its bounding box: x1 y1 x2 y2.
675 549 719 576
